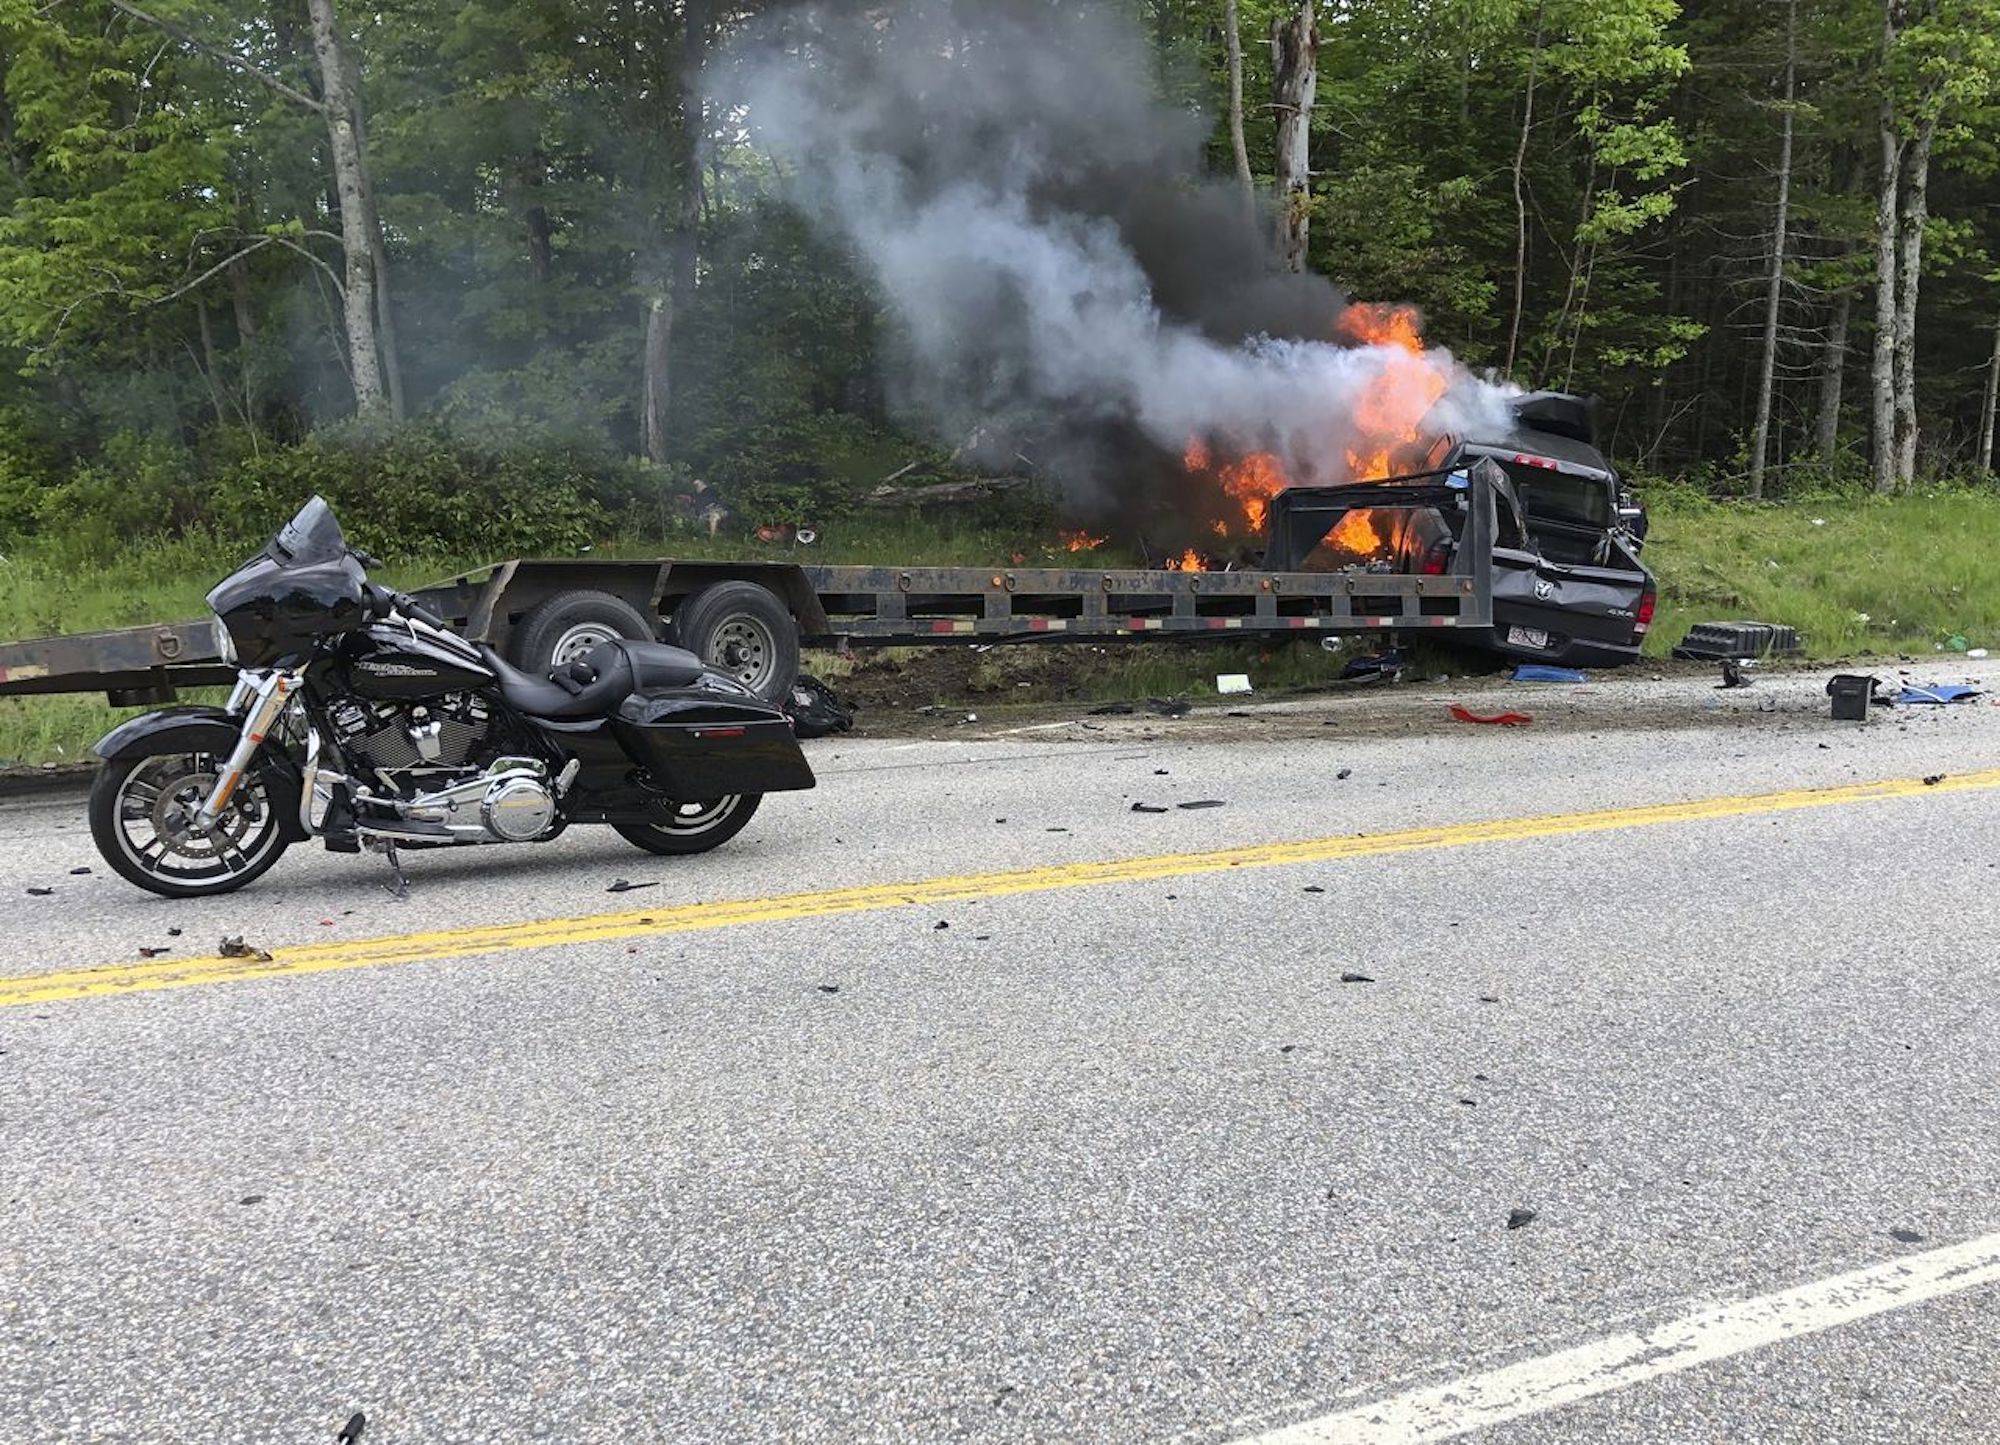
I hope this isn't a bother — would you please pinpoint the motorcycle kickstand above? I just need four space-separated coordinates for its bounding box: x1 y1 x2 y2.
365 837 410 901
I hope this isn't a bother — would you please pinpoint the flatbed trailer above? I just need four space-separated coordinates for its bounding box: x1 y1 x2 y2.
0 465 1499 708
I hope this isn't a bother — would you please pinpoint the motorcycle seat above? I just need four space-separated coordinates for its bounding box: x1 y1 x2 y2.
481 640 708 720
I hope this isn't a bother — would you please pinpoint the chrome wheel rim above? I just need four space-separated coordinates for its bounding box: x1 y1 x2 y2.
653 796 742 833
549 622 622 670
704 617 777 693
112 753 282 888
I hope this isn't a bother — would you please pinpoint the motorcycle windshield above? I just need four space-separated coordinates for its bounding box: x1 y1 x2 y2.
270 495 348 566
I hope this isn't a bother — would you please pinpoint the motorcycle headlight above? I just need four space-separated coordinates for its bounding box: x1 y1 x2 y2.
211 614 239 666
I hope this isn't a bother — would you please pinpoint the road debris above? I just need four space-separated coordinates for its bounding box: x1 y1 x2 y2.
1449 705 1532 727
1924 774 1946 786
1890 1228 1925 1243
25 886 52 896
607 879 661 894
1146 698 1193 718
1897 683 1982 705
138 947 171 959
933 920 950 930
1511 664 1586 683
1178 800 1226 810
68 866 91 876
1303 885 1326 894
816 984 841 994
1088 702 1135 716
785 674 855 738
1826 674 1875 721
1507 1208 1538 1230
1335 767 1353 780
1130 803 1169 814
1718 659 1756 689
1216 673 1253 695
338 1411 367 1443
219 936 273 962
1339 972 1374 984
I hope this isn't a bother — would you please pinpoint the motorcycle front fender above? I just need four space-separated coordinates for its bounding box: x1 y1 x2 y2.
93 706 308 842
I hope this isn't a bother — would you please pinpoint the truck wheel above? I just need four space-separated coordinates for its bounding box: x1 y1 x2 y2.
669 582 800 703
510 590 657 674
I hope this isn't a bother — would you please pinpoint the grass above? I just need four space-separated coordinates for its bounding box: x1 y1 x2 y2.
4 489 1995 767
1642 488 2000 660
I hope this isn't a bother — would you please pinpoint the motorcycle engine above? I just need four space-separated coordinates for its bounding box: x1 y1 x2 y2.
326 693 495 794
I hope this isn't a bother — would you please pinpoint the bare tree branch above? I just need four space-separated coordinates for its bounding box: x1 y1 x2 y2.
103 0 327 114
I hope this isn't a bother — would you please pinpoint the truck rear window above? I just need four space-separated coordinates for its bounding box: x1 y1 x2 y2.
1501 461 1614 530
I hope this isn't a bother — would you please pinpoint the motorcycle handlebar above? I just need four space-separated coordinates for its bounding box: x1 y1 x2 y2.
367 584 447 630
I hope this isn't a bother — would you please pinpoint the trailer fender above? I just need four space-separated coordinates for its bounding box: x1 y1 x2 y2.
94 707 307 841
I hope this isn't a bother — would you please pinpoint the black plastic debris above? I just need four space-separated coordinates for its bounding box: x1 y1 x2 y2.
785 674 855 739
1178 800 1226 810
166 927 182 937
1339 972 1373 984
1342 648 1406 682
1478 995 1501 1004
1673 621 1804 661
218 935 273 962
1335 768 1353 781
933 920 950 930
607 879 660 894
138 947 171 959
1507 1207 1538 1230
1303 885 1326 894
338 1412 367 1444
1146 698 1193 718
1827 674 1875 721
1153 769 1170 776
1718 658 1756 689
816 984 841 994
1890 1227 1925 1244
25 886 52 897
1046 827 1069 833
1924 774 1946 786
1088 702 1136 716
68 866 91 876
1458 1098 1477 1107
1279 1044 1297 1054
239 1194 266 1205
1131 803 1169 814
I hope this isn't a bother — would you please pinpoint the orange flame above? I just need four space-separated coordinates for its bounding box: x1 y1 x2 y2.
1166 549 1207 572
1061 529 1107 553
1338 303 1447 481
1327 509 1387 555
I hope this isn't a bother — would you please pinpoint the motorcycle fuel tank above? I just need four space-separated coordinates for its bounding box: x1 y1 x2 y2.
340 624 495 701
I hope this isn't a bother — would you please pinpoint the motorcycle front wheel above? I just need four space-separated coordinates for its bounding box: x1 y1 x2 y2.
89 750 291 898
613 795 762 856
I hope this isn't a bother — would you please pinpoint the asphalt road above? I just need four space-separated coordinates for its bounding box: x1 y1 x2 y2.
2 666 1998 1443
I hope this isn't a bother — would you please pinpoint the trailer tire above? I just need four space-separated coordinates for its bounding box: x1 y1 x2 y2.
510 590 657 675
669 582 799 704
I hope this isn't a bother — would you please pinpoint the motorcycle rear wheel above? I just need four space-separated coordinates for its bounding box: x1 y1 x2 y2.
613 794 761 855
89 750 290 898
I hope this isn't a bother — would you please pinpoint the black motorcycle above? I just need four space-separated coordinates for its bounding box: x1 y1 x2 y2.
89 497 815 898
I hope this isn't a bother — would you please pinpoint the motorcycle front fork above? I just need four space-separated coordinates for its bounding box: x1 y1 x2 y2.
194 670 300 831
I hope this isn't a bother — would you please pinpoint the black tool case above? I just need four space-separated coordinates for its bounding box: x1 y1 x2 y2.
613 690 817 800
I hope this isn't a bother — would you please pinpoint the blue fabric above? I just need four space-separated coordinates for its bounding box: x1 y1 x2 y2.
1897 684 1981 705
1512 664 1588 684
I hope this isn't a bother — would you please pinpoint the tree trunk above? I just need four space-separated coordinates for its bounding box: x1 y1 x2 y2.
1815 288 1851 461
641 0 710 465
1269 5 1319 274
305 0 385 417
1505 6 1546 378
346 77 405 421
1891 116 1934 488
1224 0 1254 227
1979 302 2000 476
1748 0 1798 501
1869 102 1903 494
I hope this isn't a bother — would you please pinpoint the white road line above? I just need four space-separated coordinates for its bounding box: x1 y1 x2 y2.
1242 1231 2000 1444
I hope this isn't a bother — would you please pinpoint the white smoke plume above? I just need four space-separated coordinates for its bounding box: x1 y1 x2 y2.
716 0 1513 526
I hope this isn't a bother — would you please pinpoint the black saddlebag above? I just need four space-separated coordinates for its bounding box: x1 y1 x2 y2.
612 690 817 800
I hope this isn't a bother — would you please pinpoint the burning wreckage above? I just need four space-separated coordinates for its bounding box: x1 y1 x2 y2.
0 316 1653 708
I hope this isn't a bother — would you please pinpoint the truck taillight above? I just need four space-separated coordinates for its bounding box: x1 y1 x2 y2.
1634 585 1657 637
1421 547 1449 576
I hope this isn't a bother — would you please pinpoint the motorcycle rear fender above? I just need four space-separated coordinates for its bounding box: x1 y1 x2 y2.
93 706 309 842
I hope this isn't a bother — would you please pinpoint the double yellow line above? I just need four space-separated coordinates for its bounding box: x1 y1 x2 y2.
7 767 1995 1011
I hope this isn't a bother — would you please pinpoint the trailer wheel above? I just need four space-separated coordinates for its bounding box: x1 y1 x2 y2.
670 581 800 703
510 590 657 675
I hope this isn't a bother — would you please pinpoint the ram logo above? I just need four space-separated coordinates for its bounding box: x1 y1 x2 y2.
1533 578 1556 601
